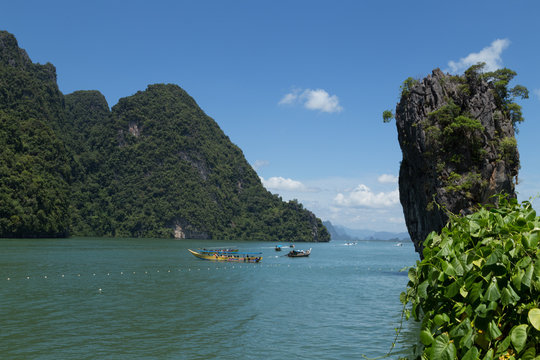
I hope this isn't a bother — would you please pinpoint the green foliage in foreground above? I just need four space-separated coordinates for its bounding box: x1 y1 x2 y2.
401 198 540 359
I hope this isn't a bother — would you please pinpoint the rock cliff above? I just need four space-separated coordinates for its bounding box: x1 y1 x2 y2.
395 68 522 254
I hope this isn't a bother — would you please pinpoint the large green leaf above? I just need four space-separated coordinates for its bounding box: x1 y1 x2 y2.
521 347 537 360
475 303 488 318
459 327 474 349
408 267 417 283
451 256 465 276
445 281 460 298
529 308 540 331
418 280 429 299
469 221 481 237
510 324 528 353
432 333 457 360
495 335 511 355
468 282 483 303
523 263 534 288
442 261 457 277
523 231 539 249
486 320 502 341
449 318 471 338
461 346 479 360
420 330 434 346
485 248 502 266
434 313 450 327
484 281 501 302
481 348 493 360
512 269 524 290
500 285 520 306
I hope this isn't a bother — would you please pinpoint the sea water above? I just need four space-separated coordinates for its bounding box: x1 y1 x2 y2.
0 238 419 359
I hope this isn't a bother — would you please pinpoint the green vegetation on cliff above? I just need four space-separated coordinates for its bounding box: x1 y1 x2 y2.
0 30 329 241
0 31 71 237
65 84 329 241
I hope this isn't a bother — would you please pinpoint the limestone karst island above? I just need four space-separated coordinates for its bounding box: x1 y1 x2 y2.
388 65 539 359
0 30 328 242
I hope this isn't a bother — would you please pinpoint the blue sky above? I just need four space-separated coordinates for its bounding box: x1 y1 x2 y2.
2 0 540 232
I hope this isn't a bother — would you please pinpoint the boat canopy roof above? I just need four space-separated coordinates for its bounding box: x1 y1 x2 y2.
198 250 262 255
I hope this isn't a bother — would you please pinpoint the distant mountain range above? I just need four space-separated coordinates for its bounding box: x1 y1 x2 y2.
323 221 410 241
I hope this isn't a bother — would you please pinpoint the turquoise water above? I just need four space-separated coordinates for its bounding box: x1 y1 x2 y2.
1 238 419 359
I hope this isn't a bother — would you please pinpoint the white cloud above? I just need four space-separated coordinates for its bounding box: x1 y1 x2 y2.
534 89 540 101
334 184 399 208
447 38 510 74
252 160 269 171
261 176 308 192
377 174 398 184
301 89 343 113
278 91 299 105
279 88 343 113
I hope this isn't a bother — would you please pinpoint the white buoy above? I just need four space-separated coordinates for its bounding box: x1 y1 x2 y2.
61 274 65 277
7 277 10 281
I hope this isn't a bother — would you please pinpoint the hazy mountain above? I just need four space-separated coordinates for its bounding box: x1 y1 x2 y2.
323 221 409 241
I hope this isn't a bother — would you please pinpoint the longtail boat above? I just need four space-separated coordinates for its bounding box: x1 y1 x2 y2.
188 249 262 263
287 248 311 257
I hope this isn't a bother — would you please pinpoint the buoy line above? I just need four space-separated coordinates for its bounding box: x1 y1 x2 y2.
2 263 400 283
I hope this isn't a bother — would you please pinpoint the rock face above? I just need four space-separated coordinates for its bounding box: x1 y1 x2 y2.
395 69 519 255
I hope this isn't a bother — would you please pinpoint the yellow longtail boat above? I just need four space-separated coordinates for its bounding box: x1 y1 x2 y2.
188 249 262 263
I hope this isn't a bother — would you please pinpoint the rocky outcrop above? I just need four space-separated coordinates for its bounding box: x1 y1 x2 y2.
395 69 519 255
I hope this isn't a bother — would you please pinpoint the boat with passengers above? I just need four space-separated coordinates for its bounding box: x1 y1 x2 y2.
287 248 311 257
188 249 262 263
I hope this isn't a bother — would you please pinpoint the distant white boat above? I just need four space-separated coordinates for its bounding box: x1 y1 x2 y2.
344 242 357 246
395 242 403 247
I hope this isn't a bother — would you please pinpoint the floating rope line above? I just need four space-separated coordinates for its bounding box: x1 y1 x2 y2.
2 263 403 283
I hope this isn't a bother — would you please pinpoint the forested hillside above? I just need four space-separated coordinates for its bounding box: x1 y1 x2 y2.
0 30 329 241
0 31 71 237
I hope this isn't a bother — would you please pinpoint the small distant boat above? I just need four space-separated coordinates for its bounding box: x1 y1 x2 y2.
188 249 262 263
345 242 357 246
395 243 403 247
275 245 282 251
287 248 311 257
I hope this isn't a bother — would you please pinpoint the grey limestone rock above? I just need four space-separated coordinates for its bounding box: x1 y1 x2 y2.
395 69 519 255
